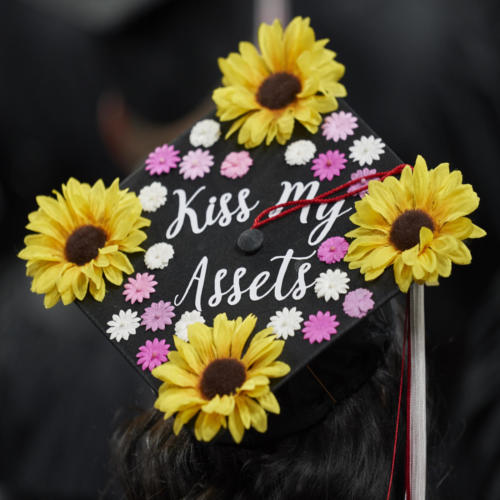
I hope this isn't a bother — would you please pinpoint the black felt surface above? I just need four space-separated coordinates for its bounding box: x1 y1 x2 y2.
79 99 401 392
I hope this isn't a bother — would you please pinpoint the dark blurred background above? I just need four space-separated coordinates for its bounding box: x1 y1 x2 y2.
0 0 498 498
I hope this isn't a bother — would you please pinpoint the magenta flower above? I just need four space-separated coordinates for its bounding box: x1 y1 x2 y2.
347 168 377 198
311 150 347 181
343 288 375 318
136 338 170 371
123 272 158 304
302 311 339 344
179 148 214 180
317 236 349 264
220 151 253 179
145 144 180 175
141 300 175 332
321 111 358 142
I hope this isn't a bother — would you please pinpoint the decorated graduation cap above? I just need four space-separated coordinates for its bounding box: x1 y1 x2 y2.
18 16 484 499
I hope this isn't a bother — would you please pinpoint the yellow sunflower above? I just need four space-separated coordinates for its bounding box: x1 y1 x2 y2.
212 16 346 148
18 178 150 308
344 156 486 292
152 313 290 443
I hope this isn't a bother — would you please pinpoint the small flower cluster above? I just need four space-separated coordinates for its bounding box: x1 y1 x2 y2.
143 119 254 183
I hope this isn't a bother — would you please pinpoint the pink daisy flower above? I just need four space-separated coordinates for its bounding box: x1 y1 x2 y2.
317 236 349 264
123 272 158 304
343 288 375 318
145 144 180 175
321 111 358 142
179 148 214 180
220 151 253 179
347 168 377 198
302 311 339 344
141 300 176 332
136 338 170 371
311 150 347 181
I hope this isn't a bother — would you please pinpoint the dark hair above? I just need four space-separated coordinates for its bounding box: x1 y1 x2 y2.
109 302 440 499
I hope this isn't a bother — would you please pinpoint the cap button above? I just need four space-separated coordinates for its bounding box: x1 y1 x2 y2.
237 228 264 254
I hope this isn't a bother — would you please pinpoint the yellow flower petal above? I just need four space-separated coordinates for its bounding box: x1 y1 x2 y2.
212 313 232 358
257 390 280 414
173 407 199 435
345 156 483 291
195 411 224 442
245 397 268 433
235 396 252 429
202 394 235 416
154 387 203 418
258 19 285 72
248 361 291 379
228 407 245 443
103 265 123 286
153 314 289 443
188 322 216 365
43 287 61 308
213 17 345 147
230 314 257 359
152 363 199 387
19 178 149 306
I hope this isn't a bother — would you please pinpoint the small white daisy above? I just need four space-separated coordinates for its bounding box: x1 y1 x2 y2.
348 135 386 166
106 309 140 342
144 242 175 270
174 310 205 342
267 307 304 340
189 119 221 148
314 269 350 302
284 140 317 166
138 182 167 212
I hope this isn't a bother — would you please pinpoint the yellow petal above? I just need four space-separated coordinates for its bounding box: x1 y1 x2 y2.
31 262 69 293
103 265 123 286
202 394 235 415
195 411 224 442
177 340 204 375
231 314 257 359
173 407 199 435
152 363 199 387
257 390 280 414
72 270 89 300
469 224 486 239
245 397 268 433
412 155 430 208
106 251 134 273
154 387 203 418
258 19 285 72
418 248 437 273
235 396 252 429
393 255 413 293
43 288 61 308
212 313 232 358
228 407 245 443
248 361 290 379
188 322 216 365
419 226 434 250
240 375 269 392
89 278 106 301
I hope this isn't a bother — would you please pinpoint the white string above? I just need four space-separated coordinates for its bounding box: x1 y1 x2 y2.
409 283 427 499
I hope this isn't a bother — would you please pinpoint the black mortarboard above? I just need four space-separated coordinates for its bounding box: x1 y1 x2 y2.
19 17 484 450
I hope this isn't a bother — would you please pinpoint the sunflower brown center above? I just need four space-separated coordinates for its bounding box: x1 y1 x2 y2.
65 225 107 265
389 209 435 251
257 72 301 109
200 358 246 399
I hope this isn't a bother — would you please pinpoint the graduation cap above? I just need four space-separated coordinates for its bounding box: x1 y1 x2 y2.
18 16 484 497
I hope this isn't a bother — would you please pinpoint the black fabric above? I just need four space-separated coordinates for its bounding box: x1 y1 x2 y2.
80 99 401 400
